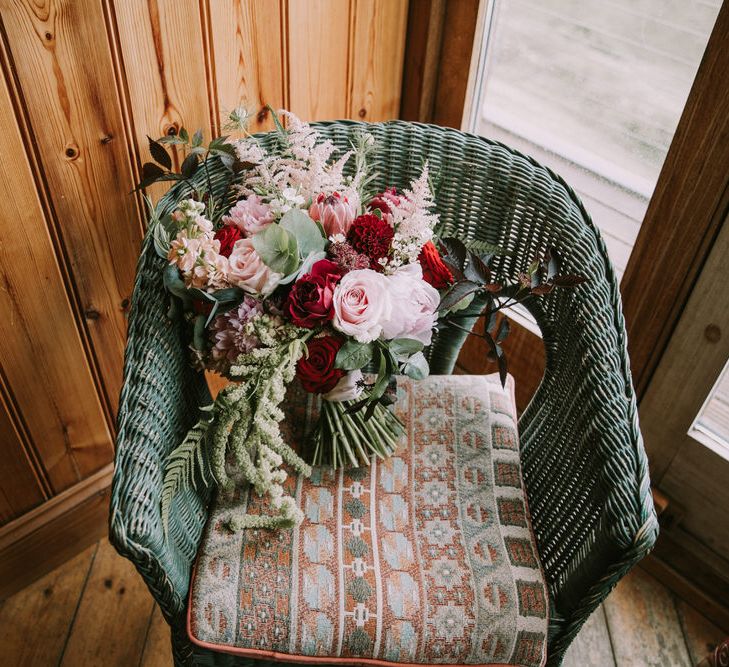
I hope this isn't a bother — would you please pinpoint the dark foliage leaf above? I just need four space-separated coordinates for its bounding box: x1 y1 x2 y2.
179 127 189 143
494 317 510 343
531 283 554 295
142 162 165 180
439 237 467 271
192 129 203 147
546 247 560 280
464 251 491 284
553 274 587 287
181 152 199 179
483 281 503 293
147 136 172 169
438 280 481 312
442 257 466 282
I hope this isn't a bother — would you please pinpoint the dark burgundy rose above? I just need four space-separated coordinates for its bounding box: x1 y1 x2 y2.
214 225 243 257
286 259 343 328
296 335 346 394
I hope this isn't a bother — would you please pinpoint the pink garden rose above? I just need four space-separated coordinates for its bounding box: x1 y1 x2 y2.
332 268 392 343
309 192 357 237
227 238 282 295
381 263 440 345
223 195 274 235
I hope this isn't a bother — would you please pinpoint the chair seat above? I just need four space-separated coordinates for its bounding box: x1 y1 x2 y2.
188 375 548 667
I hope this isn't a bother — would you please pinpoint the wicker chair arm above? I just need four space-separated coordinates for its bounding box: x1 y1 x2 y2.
109 235 213 621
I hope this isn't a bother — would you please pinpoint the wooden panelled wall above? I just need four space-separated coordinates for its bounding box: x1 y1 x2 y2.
0 0 407 548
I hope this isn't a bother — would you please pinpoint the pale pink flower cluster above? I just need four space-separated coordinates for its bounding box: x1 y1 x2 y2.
332 264 440 345
167 197 281 295
382 166 439 271
233 111 365 217
222 194 274 235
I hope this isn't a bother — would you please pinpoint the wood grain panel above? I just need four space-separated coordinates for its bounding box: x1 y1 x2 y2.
287 0 351 120
348 0 408 122
111 0 212 203
0 385 46 525
0 56 113 492
207 0 286 135
0 0 143 415
0 464 111 599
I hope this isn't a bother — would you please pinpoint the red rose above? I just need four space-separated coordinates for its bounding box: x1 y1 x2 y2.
347 214 394 271
418 241 453 289
214 225 243 257
296 336 346 394
287 259 343 328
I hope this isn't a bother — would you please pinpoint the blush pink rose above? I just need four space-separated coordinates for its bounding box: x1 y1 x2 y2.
381 263 440 345
309 192 357 237
227 238 282 295
223 195 274 236
332 268 392 343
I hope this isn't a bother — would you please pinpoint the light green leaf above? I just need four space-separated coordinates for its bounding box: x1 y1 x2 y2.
279 209 327 257
336 340 373 370
402 351 429 380
252 223 300 275
389 338 424 359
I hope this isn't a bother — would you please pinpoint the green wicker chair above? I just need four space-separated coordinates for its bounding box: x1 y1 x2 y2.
110 121 658 666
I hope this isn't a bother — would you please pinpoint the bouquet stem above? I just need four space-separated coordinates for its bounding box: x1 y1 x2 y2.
307 398 405 468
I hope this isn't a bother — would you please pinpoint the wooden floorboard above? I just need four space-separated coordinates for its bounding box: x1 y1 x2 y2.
604 567 693 666
0 543 97 667
2 537 727 666
59 539 155 666
562 604 616 667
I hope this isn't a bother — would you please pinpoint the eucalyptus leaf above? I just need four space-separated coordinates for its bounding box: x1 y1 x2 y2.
279 209 327 257
336 340 373 371
252 224 300 275
389 338 424 359
402 351 429 380
278 250 328 285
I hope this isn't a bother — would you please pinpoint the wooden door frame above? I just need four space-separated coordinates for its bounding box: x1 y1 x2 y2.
400 0 729 620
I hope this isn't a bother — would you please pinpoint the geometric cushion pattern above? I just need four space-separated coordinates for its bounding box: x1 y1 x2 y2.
188 374 548 667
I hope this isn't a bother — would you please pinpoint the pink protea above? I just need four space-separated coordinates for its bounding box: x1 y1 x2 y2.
309 192 357 237
210 297 263 365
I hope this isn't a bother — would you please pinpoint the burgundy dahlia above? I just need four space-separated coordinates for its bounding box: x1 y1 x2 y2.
346 214 394 271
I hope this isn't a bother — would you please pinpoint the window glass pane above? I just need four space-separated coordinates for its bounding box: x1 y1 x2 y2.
472 0 721 280
689 360 729 461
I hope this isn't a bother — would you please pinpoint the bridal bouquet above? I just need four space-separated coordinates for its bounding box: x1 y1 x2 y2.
143 109 584 534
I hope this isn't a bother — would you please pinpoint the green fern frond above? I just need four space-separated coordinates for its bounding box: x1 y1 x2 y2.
465 239 510 256
161 416 213 537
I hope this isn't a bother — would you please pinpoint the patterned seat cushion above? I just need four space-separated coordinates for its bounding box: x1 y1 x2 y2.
188 375 548 667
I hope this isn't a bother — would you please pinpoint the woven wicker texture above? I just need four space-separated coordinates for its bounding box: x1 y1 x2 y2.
109 120 658 667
